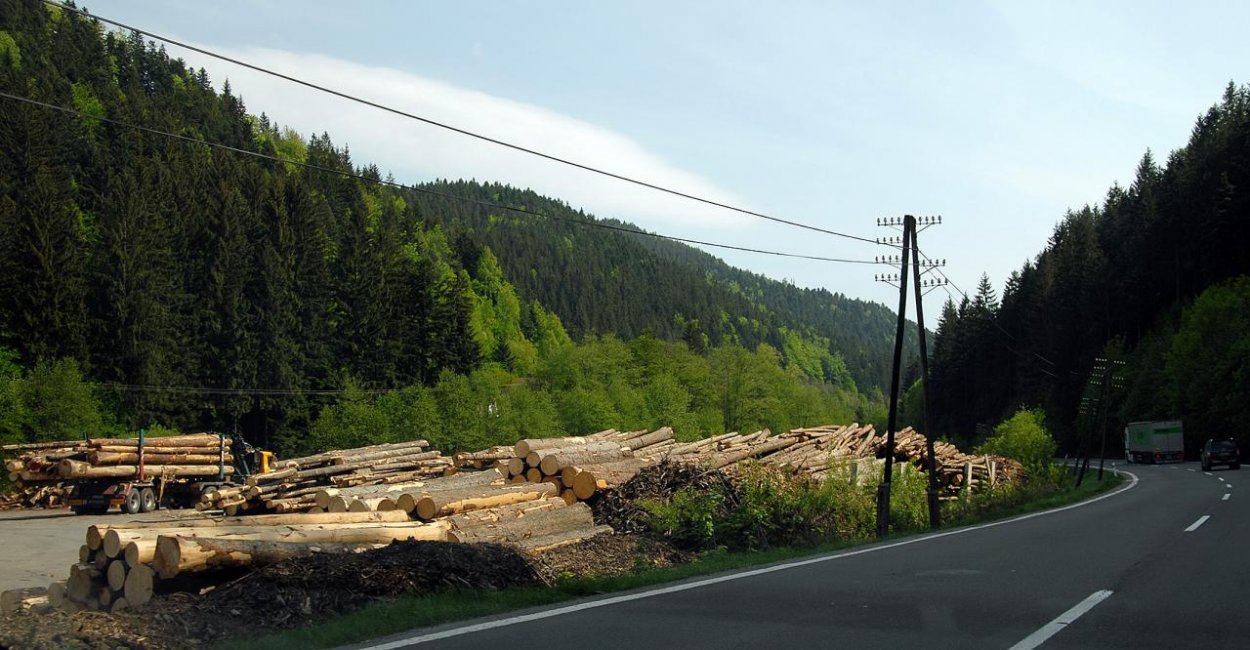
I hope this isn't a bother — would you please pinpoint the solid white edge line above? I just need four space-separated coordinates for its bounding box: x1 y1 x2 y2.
1008 589 1114 650
1223 494 1231 501
353 469 1140 650
1184 515 1211 532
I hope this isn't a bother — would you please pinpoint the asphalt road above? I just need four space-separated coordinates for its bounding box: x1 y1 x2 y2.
350 462 1247 650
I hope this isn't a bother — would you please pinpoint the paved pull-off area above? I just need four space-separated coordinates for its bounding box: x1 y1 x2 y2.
352 463 1246 649
0 509 191 589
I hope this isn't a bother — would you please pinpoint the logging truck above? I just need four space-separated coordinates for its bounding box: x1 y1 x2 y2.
1124 420 1185 464
65 432 272 515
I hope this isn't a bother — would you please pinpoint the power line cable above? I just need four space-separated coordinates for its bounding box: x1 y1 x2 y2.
43 0 884 247
0 90 879 266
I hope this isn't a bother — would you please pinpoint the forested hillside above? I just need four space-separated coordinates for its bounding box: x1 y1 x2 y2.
929 82 1250 455
0 0 893 453
408 181 912 391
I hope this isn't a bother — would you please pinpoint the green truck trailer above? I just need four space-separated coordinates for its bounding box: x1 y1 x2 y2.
1124 420 1185 464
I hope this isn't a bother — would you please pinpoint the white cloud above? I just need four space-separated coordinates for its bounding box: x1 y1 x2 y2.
179 45 753 231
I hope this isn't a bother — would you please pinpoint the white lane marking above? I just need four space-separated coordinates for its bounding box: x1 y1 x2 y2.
1188 468 1197 472
1223 494 1231 501
355 470 1139 650
1185 515 1211 532
1205 471 1213 476
1008 589 1114 650
1219 477 1226 482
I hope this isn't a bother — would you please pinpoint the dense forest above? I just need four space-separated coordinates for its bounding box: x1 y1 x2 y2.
407 181 914 391
928 82 1250 456
0 0 895 453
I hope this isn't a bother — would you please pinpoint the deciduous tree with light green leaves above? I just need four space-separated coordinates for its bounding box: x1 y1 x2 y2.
977 408 1056 470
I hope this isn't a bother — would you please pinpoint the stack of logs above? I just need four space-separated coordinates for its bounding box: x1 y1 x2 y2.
53 433 233 482
503 428 676 502
2 440 83 509
197 439 456 514
25 495 606 613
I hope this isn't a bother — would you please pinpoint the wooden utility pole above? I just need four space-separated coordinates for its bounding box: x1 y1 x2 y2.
875 215 947 535
910 222 940 529
874 217 915 538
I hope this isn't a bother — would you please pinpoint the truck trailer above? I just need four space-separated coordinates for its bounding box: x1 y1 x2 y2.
1124 420 1185 464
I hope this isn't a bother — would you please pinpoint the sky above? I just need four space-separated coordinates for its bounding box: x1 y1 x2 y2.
87 0 1250 312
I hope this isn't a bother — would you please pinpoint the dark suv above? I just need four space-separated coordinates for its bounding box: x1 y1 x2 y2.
1201 438 1241 471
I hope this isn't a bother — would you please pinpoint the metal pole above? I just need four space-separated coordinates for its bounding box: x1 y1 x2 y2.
876 215 912 538
909 218 940 528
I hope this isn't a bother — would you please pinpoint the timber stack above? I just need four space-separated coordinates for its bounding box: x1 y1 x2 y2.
505 427 676 502
2 439 85 508
37 493 609 613
47 433 235 482
196 439 457 514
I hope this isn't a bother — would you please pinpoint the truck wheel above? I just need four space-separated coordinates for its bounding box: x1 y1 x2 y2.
123 489 143 515
139 487 157 512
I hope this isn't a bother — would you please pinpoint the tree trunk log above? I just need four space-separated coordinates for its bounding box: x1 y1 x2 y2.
89 451 233 465
1 587 47 615
415 483 559 520
514 437 610 458
58 460 232 479
448 502 594 544
516 525 613 553
539 447 633 476
89 434 221 447
152 536 384 579
107 559 127 591
123 564 154 607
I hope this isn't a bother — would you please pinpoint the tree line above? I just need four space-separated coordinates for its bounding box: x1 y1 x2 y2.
928 82 1250 456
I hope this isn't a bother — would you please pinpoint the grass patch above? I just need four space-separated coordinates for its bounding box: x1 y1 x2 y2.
217 469 1126 650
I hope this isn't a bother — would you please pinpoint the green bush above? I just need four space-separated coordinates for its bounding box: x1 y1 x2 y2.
886 463 931 533
641 486 725 550
977 408 1056 469
642 465 881 552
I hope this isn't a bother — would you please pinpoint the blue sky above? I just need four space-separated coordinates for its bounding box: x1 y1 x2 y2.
90 0 1250 311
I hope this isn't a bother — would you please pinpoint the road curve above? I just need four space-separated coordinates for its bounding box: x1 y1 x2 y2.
348 463 1247 650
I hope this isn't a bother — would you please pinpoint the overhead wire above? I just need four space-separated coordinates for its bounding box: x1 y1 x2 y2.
0 90 879 266
42 0 885 247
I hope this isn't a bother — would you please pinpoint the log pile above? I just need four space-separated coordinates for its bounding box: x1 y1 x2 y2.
196 439 455 514
504 428 676 502
50 433 234 481
2 440 83 508
505 424 1019 497
42 493 610 613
